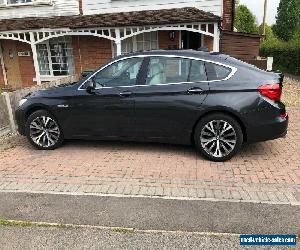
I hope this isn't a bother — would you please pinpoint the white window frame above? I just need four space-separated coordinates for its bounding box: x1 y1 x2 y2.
0 0 51 7
36 37 74 78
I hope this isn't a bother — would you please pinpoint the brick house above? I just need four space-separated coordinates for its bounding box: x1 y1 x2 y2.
0 0 236 90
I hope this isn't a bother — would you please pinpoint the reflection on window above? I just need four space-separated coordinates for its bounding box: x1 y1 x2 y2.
189 60 207 82
205 62 231 81
93 57 143 88
36 37 74 77
146 57 190 85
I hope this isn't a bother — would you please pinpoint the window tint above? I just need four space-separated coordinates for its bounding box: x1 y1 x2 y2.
93 57 143 88
189 60 207 82
146 57 190 85
205 62 231 81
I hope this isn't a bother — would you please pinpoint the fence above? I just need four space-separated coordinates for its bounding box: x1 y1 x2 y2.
0 94 9 133
0 75 78 135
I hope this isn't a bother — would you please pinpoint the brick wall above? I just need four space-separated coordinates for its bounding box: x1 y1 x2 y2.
223 0 234 31
203 36 213 51
72 36 112 77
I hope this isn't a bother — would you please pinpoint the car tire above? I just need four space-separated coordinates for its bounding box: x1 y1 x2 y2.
194 113 243 162
25 110 64 150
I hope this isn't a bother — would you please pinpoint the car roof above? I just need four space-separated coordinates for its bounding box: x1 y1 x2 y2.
115 50 231 63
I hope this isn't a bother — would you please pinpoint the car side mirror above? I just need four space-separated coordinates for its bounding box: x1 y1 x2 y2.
85 78 96 94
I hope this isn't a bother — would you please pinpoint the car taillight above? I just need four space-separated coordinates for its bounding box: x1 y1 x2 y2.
258 84 282 101
280 112 287 119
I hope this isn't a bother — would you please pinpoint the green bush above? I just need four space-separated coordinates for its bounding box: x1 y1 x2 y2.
260 39 300 76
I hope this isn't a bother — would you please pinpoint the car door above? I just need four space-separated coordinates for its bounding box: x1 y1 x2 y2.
132 56 210 143
65 57 144 138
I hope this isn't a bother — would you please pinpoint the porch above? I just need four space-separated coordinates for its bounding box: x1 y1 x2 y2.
0 7 220 89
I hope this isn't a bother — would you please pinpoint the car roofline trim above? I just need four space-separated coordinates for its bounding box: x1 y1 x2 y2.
78 54 237 90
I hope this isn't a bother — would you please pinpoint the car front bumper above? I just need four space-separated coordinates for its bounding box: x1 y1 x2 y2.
15 107 26 136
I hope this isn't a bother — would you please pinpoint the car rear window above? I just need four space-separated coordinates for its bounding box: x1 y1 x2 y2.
205 62 232 81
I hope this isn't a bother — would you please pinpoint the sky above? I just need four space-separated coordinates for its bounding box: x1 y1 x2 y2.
239 0 280 25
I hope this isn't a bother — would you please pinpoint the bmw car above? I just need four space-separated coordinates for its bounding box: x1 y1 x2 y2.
15 50 288 162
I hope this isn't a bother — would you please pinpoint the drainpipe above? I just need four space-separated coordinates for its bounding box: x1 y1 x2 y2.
231 0 235 31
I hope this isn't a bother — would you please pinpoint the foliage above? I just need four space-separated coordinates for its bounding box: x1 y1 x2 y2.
258 24 275 40
260 39 300 75
234 4 258 34
273 0 300 41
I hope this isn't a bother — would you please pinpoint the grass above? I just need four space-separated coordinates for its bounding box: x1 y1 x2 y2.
0 218 135 234
0 219 69 229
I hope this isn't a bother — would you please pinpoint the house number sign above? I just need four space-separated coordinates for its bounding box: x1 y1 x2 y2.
18 51 31 57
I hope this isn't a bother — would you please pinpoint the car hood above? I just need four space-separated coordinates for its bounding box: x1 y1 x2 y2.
26 82 80 98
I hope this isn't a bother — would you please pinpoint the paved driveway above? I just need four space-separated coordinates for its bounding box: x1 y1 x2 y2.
0 110 299 204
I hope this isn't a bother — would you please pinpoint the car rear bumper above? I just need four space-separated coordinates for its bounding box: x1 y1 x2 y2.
246 114 288 143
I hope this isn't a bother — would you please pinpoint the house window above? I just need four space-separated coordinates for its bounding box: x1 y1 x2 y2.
8 0 32 4
136 32 158 51
36 37 74 77
0 0 32 5
113 31 158 56
0 0 51 6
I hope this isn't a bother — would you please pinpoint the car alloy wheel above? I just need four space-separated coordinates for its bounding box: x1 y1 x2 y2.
200 120 237 158
29 116 61 148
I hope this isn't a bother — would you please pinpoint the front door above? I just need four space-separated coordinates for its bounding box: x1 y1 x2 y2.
132 56 209 142
65 57 144 138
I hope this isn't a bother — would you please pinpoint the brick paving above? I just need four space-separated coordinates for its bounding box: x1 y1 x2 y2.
0 110 299 204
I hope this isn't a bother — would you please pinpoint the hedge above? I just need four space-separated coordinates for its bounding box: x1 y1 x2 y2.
260 39 300 76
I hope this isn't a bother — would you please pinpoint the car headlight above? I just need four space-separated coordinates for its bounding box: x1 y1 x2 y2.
18 98 27 107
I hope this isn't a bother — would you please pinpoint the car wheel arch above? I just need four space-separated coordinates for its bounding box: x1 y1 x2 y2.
191 109 248 144
25 105 54 122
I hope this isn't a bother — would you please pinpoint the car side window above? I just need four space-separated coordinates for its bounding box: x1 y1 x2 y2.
205 62 231 81
93 57 143 88
146 57 190 85
189 60 207 82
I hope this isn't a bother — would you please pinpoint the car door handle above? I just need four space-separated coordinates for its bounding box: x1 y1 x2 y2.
187 88 203 94
119 91 132 97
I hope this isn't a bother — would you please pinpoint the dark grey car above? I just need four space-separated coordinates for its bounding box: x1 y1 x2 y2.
16 50 288 161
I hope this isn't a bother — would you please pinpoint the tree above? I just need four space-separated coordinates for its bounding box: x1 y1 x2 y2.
273 0 300 41
259 23 275 40
234 4 258 34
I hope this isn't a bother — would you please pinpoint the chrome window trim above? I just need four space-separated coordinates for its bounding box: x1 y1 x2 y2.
78 54 237 91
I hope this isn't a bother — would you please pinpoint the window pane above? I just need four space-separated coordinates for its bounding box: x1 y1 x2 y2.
136 34 143 42
189 60 207 82
144 32 151 42
146 57 190 85
151 31 158 40
8 0 32 4
93 57 143 88
151 41 158 50
136 42 143 51
49 37 74 76
205 62 231 81
144 41 150 50
36 44 50 76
